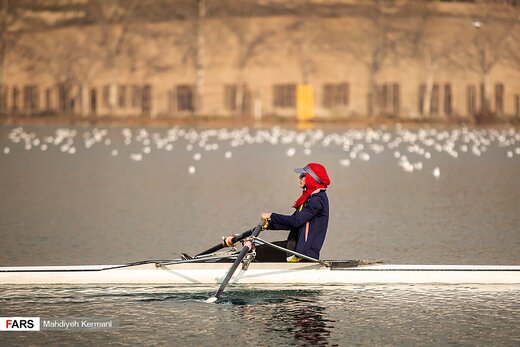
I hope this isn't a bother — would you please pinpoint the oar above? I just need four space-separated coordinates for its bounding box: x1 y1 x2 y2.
206 221 266 303
195 227 255 257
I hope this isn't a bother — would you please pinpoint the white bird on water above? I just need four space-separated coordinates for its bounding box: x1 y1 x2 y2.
433 167 440 178
286 148 296 157
188 166 196 174
130 153 143 161
339 158 350 167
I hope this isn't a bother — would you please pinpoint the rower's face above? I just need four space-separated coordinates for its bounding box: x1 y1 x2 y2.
299 174 306 188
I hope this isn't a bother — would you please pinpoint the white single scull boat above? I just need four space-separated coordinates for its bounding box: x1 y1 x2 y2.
2 260 520 285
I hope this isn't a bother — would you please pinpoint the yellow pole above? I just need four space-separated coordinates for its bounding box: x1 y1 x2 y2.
297 84 314 122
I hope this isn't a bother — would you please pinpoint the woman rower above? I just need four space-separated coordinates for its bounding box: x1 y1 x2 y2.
258 162 331 262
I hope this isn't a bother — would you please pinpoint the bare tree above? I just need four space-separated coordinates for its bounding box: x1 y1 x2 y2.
0 0 90 114
195 0 206 115
125 24 177 79
0 0 27 87
364 1 409 117
503 6 520 71
324 0 404 116
284 0 316 85
466 2 515 119
131 0 203 115
407 2 462 118
27 29 102 115
87 0 138 114
216 0 275 116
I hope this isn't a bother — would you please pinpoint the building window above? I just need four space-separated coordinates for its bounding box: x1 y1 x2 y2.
495 83 504 115
480 83 486 112
24 86 31 111
118 85 127 109
381 84 388 110
418 83 438 115
58 84 69 112
376 82 398 116
323 83 349 108
224 85 238 111
392 83 400 115
515 95 519 118
23 85 39 112
224 84 251 113
12 86 19 112
176 85 195 112
467 85 476 117
418 84 426 114
0 85 7 112
273 84 296 108
142 84 152 113
103 85 110 108
45 88 52 111
431 84 439 115
444 83 452 116
90 88 97 114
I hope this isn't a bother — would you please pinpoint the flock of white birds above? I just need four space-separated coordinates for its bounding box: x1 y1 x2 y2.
3 126 520 178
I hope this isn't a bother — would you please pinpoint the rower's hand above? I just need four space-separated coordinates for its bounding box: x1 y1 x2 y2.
223 236 235 247
261 212 271 220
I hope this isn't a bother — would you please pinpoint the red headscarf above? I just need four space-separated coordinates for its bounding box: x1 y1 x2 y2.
293 163 330 209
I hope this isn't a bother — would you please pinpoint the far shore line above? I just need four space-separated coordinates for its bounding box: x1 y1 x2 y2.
1 114 519 129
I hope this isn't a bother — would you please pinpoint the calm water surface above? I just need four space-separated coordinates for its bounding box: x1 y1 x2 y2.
1 124 520 346
1 285 520 346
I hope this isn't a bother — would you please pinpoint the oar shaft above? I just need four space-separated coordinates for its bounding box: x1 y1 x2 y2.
195 243 226 257
195 227 255 257
209 224 263 301
212 244 251 300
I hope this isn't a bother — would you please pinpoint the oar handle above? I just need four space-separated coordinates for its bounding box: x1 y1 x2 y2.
195 227 255 257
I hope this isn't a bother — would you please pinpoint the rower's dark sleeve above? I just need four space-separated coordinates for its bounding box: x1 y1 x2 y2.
268 210 297 230
269 197 322 230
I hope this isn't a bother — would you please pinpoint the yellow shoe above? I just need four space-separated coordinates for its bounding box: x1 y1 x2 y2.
286 255 303 263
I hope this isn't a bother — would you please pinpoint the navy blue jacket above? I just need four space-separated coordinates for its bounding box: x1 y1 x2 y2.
268 190 329 259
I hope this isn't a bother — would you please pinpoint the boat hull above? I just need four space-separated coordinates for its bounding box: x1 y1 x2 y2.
1 263 520 285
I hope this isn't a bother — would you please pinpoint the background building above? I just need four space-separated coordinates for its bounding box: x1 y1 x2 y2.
1 0 520 122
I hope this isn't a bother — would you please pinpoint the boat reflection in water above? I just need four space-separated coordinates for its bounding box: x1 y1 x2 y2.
287 304 334 346
235 290 335 346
